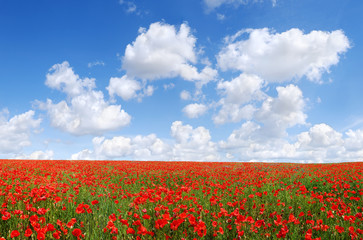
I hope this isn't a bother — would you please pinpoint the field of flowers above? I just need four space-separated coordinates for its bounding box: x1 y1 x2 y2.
0 160 362 239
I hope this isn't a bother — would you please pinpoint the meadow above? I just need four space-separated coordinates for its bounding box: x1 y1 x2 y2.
0 160 362 239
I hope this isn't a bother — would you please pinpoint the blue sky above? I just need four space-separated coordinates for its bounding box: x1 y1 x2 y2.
0 0 362 162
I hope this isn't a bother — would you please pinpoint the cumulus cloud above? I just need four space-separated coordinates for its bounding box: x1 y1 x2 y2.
208 27 351 162
217 28 350 82
292 124 346 162
296 123 343 148
122 22 217 86
214 73 264 124
107 75 142 101
170 121 220 161
255 84 306 137
72 121 220 161
341 129 363 160
214 104 256 124
219 121 297 161
123 22 195 79
219 121 261 149
0 110 41 153
45 62 95 97
16 150 54 160
72 134 170 160
142 85 154 98
219 121 363 163
69 116 363 162
220 122 296 162
183 103 208 118
39 61 131 136
345 129 363 151
180 90 192 100
218 84 307 161
218 73 264 105
93 136 133 159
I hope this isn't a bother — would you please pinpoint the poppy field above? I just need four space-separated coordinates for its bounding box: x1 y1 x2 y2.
0 160 362 240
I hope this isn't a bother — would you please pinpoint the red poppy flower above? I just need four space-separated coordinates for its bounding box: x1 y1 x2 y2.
155 219 168 229
127 228 135 234
72 228 82 237
109 213 117 222
37 232 45 240
47 223 56 232
142 214 151 219
10 230 20 238
76 204 85 214
2 212 11 221
170 219 184 231
24 228 33 237
53 231 61 239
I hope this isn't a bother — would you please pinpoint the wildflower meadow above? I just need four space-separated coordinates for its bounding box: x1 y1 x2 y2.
0 160 362 239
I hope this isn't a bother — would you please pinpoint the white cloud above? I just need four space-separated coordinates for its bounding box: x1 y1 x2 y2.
119 0 137 13
292 124 345 162
341 129 363 160
203 0 228 10
345 129 363 151
217 28 350 82
72 121 220 161
220 121 261 149
217 73 264 105
107 75 142 101
215 84 307 144
163 83 175 90
219 121 297 161
88 61 105 68
183 103 208 118
296 123 343 148
123 22 196 80
45 61 95 97
0 110 41 154
214 73 264 124
69 117 363 162
40 61 131 136
225 153 234 159
170 121 220 161
204 0 277 11
16 150 54 160
185 66 218 88
70 149 94 160
214 103 256 124
255 84 306 137
217 13 225 21
180 90 192 100
122 22 217 86
219 122 363 163
95 136 132 158
126 2 136 13
142 85 154 98
72 134 170 160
